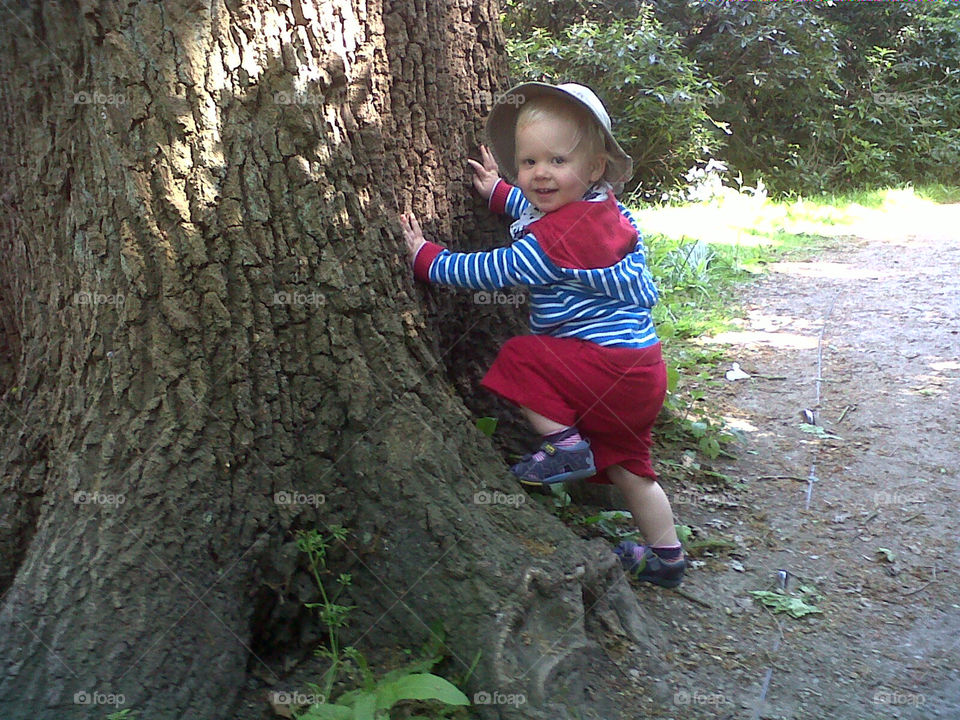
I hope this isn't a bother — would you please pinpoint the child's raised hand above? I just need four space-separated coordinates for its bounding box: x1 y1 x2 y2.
467 144 500 201
399 211 427 265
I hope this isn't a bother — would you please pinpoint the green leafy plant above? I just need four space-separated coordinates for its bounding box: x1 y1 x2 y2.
672 524 736 557
296 671 469 720
549 483 572 511
657 351 740 465
504 0 960 196
799 423 843 441
296 526 355 701
579 512 694 550
686 535 737 556
579 510 635 540
293 528 470 720
876 547 896 563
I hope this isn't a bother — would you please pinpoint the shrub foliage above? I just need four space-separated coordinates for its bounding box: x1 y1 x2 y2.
503 0 960 195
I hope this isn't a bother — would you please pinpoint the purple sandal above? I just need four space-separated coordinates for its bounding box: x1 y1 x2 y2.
511 427 596 486
614 541 687 588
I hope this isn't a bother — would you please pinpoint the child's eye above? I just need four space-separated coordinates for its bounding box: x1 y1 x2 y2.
521 159 535 166
551 156 566 165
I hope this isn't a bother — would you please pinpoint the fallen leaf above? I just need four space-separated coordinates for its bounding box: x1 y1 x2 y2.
799 423 843 441
876 547 896 563
749 590 823 618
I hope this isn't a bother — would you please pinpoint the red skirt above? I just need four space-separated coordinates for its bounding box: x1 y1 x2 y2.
480 335 667 484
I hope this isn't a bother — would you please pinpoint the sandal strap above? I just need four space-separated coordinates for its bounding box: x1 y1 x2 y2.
542 426 580 444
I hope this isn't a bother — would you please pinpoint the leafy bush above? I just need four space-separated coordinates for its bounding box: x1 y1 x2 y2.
655 0 850 193
823 5 960 190
502 0 960 196
504 4 724 198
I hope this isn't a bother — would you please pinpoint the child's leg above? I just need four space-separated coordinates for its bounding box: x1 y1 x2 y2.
607 464 679 548
511 406 595 484
520 407 568 435
609 464 685 587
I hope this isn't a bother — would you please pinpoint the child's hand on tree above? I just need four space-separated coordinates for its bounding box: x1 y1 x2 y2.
467 144 500 201
399 212 427 265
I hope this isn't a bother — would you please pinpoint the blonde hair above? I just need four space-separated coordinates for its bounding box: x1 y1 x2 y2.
515 95 612 170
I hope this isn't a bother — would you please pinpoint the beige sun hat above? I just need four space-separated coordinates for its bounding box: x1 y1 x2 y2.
485 82 634 195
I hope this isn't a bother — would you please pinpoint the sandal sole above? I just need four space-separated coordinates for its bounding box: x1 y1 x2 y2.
517 466 597 486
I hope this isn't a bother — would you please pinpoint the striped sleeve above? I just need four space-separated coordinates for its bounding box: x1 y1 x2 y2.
570 252 660 308
489 180 532 220
427 234 565 290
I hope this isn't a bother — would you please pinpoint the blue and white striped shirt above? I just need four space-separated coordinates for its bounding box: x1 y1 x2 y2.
424 184 660 349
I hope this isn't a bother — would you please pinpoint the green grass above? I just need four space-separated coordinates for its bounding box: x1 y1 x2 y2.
638 183 957 245
913 183 960 204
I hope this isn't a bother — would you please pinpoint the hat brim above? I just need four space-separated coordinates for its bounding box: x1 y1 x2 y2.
485 82 633 194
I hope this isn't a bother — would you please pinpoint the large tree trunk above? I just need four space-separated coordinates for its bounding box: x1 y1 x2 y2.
0 2 663 718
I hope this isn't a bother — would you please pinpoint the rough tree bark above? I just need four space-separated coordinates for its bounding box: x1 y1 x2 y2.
0 1 663 718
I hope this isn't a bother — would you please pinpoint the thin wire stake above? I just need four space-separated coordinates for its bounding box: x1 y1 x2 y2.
752 632 783 720
754 293 841 717
806 293 840 509
805 469 818 510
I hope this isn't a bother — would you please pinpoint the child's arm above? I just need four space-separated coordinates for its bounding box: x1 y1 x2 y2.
467 144 531 220
488 180 531 220
400 212 562 290
547 204 656 309
562 237 659 309
572 254 659 308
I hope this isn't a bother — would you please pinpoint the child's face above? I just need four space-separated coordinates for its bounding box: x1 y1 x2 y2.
514 114 605 213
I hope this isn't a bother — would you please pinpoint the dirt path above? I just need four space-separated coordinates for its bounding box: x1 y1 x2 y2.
608 205 960 719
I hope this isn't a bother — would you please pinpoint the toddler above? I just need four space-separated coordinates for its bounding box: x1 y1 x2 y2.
399 82 685 587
